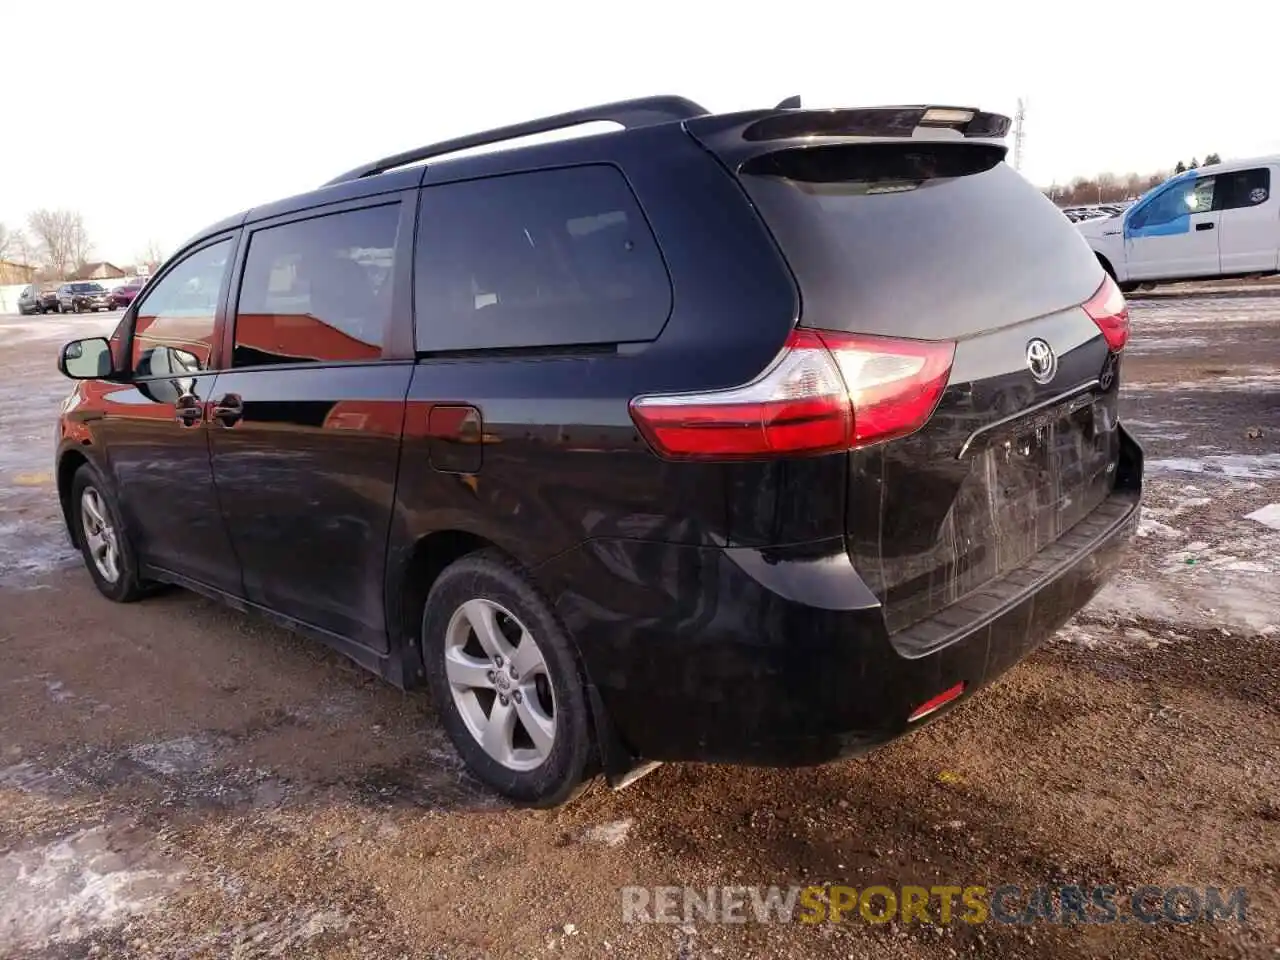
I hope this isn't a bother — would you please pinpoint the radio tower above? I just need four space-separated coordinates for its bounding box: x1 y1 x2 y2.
1012 98 1027 172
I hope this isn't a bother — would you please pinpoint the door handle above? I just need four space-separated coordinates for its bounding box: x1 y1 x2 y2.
211 393 243 427
1196 222 1215 231
174 397 204 426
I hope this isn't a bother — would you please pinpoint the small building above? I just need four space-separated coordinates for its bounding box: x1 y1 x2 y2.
74 261 127 281
0 259 37 284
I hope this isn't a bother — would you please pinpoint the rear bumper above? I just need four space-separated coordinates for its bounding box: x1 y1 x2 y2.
538 436 1142 768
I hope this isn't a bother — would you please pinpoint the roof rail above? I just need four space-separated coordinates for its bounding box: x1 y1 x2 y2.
323 95 709 186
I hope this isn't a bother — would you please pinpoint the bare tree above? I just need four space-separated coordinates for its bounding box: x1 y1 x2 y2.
28 209 91 279
1043 166 1173 207
139 238 166 273
0 222 15 263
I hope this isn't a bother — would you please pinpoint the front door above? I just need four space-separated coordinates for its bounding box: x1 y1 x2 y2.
206 201 411 651
97 235 244 595
1125 173 1220 280
1216 166 1278 274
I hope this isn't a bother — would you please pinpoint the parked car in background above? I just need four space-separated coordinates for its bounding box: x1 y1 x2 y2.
17 282 61 314
52 96 1142 806
109 278 148 309
1077 156 1279 291
57 282 113 313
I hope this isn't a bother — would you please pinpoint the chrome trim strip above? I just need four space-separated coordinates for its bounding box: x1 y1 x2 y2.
956 380 1101 460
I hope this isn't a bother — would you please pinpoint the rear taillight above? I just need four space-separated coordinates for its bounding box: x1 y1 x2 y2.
629 330 955 460
1083 275 1129 351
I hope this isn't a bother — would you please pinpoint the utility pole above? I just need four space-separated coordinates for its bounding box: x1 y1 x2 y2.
1012 97 1027 172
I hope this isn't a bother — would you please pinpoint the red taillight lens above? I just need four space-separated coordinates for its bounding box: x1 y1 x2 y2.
1083 274 1129 351
629 329 955 460
629 330 852 459
816 331 956 448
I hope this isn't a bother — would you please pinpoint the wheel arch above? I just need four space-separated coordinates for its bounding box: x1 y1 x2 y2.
56 445 97 548
390 528 633 786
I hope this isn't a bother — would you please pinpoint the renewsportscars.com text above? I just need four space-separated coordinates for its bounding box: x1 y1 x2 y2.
621 884 1248 926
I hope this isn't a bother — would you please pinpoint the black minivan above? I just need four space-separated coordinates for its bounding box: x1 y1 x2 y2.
54 97 1141 805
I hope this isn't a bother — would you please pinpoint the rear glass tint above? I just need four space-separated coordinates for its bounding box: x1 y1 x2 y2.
736 143 1103 340
414 165 671 351
234 204 399 367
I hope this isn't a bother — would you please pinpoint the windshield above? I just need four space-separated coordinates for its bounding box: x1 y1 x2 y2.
71 283 105 293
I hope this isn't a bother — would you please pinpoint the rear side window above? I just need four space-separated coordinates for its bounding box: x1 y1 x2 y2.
1217 168 1271 210
233 203 399 367
414 165 671 352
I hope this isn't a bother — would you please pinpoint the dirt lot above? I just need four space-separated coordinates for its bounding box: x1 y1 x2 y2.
1 294 1278 959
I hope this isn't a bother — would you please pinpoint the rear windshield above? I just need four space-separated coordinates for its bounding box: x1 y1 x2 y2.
736 143 1102 339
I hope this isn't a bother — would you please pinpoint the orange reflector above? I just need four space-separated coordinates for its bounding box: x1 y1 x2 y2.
907 682 966 722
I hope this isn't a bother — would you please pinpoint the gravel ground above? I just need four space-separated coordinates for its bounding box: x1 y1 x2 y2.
1 297 1277 960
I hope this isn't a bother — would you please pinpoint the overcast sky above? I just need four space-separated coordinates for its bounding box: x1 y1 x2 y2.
4 0 1278 266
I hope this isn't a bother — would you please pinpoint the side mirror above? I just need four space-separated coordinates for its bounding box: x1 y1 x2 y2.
58 337 115 380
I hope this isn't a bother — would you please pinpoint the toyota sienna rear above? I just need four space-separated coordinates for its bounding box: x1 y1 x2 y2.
55 97 1141 806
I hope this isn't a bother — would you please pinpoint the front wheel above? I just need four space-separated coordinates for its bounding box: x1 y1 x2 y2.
70 464 148 602
421 550 595 807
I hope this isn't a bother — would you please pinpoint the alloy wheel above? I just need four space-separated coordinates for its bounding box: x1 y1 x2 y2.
444 598 556 772
80 486 120 583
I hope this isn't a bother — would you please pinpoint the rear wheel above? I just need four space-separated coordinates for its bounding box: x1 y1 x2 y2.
70 464 147 602
421 551 594 806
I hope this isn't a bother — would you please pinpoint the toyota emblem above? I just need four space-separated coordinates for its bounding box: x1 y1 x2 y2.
1026 338 1057 384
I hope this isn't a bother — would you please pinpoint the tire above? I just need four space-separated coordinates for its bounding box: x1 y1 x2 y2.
421 550 595 807
69 463 148 602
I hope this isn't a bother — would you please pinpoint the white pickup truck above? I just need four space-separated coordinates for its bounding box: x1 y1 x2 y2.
1076 156 1279 291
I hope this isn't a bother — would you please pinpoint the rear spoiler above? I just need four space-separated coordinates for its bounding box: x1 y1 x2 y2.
686 102 1011 168
743 105 1010 142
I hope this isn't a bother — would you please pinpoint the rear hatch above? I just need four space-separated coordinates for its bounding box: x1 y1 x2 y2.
689 111 1127 633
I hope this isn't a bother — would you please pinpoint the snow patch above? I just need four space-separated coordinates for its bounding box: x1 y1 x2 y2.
1244 503 1280 531
1126 336 1210 354
582 819 634 847
1147 454 1280 481
1130 373 1280 392
126 736 216 776
1137 517 1181 539
0 826 182 953
1089 575 1278 634
0 314 119 345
